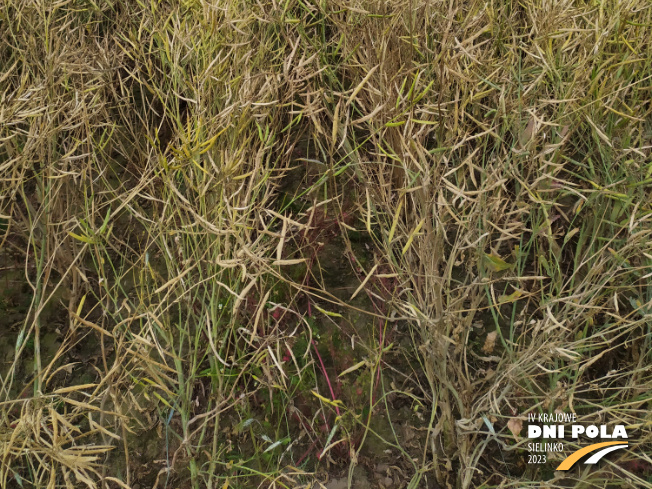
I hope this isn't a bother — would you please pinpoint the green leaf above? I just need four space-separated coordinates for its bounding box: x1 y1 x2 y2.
484 253 513 272
68 231 95 244
98 206 111 234
498 289 524 303
314 304 342 318
263 438 289 453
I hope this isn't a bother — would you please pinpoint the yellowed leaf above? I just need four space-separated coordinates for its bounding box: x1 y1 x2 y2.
311 390 343 407
314 304 343 317
498 289 524 303
338 360 368 378
68 231 94 244
484 253 513 272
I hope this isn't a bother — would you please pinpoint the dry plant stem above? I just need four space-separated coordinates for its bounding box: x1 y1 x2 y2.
0 1 650 488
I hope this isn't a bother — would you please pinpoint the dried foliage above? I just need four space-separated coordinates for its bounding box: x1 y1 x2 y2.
1 1 651 488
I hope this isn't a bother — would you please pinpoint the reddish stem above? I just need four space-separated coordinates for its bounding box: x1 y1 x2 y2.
296 438 320 466
311 338 341 417
301 246 338 416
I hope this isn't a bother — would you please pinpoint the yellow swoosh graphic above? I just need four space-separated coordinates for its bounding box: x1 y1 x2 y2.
556 441 628 470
